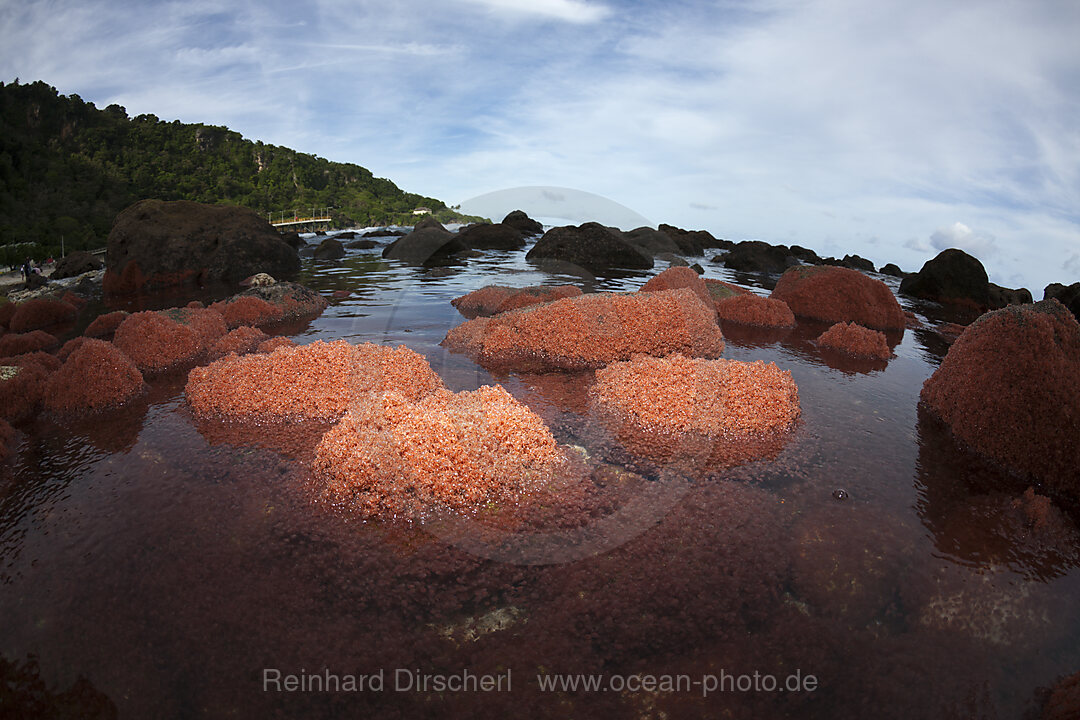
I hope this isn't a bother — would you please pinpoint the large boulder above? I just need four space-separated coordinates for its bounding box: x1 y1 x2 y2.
842 254 875 272
443 287 723 372
103 199 300 295
312 237 345 260
501 209 544 236
1044 282 1080 322
770 265 906 330
988 283 1033 309
920 300 1080 501
51 250 102 279
525 222 653 273
382 226 468 265
899 248 989 308
457 222 525 250
722 241 798 273
657 224 728 255
624 227 681 256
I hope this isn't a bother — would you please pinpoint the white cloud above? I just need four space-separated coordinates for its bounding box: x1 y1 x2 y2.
929 222 997 257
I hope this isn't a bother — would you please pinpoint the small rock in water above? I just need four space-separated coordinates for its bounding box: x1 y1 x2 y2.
833 488 849 501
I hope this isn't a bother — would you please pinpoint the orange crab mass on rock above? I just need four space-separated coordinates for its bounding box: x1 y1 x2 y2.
113 311 203 374
43 339 144 414
714 293 796 328
450 284 583 318
920 300 1080 501
443 287 724 372
816 322 891 360
771 265 906 330
314 385 566 519
640 266 712 305
591 353 800 437
186 340 444 422
209 296 284 329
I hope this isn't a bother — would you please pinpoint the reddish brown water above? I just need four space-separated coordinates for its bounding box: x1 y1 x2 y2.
2 242 1078 719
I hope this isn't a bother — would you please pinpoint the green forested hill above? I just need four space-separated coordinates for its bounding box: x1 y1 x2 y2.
0 80 480 264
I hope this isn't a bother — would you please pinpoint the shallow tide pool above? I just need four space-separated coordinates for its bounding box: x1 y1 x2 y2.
1 234 1078 719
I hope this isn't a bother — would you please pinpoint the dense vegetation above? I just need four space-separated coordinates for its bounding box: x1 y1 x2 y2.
0 80 482 265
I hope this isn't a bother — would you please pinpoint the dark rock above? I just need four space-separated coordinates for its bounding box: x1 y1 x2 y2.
23 273 49 290
313 237 345 260
103 199 299 295
51 250 103 279
382 227 468 266
625 227 681 256
412 216 447 233
819 256 845 267
723 240 799 273
233 280 329 322
988 283 1033 309
347 239 379 250
842 254 875 272
298 246 315 258
501 210 544 236
458 223 525 250
1044 282 1080 322
362 228 406 238
790 245 821 263
899 248 989 308
656 253 689 266
525 223 653 273
279 231 304 250
879 263 905 277
335 231 357 240
690 263 704 275
657 224 727 255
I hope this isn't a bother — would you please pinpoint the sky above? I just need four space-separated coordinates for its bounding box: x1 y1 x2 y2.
2 0 1078 293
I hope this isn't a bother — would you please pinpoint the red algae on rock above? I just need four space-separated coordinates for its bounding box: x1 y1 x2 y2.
771 265 906 330
209 296 284 329
640 266 712 305
0 363 48 422
443 287 724 372
186 340 445 422
590 353 800 437
8 298 78 333
920 300 1080 501
450 285 582 318
83 310 129 338
208 326 270 360
113 311 203 374
1039 671 1080 720
0 331 58 357
314 385 566 519
43 339 145 414
816 322 891 360
714 293 795 328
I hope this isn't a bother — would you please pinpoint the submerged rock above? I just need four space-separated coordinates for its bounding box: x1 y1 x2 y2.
43 339 144 414
816 322 891 360
103 199 300 294
920 300 1080 501
771 265 906 330
314 385 566 519
186 340 444 422
443 287 724 372
451 285 582 318
714 294 796 328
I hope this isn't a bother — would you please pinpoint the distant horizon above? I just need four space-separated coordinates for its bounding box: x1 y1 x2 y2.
2 0 1078 293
